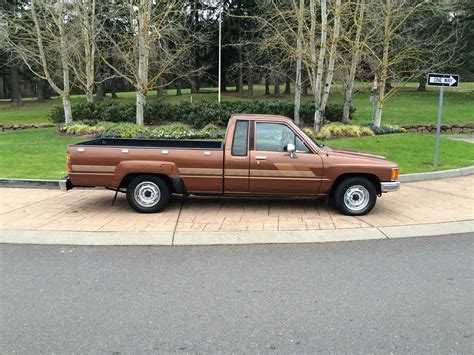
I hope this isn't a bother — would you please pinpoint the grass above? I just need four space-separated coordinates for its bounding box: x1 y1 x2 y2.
0 128 82 179
0 82 472 126
1 128 472 179
322 134 474 174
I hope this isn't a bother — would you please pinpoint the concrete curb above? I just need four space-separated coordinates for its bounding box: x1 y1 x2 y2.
1 166 473 190
0 220 472 246
398 166 474 183
0 178 68 190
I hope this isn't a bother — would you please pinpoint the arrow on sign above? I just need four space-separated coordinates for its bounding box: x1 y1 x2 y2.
429 75 457 86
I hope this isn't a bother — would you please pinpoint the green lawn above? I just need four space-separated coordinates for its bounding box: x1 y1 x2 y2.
322 134 474 174
0 128 82 179
1 83 472 126
0 128 472 179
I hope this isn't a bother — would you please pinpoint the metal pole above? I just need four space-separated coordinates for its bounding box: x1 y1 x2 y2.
434 86 444 166
218 5 222 103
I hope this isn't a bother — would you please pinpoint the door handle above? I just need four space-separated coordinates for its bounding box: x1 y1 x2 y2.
255 156 267 161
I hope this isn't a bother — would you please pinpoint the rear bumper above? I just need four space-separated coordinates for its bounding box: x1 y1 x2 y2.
60 178 74 191
381 181 400 193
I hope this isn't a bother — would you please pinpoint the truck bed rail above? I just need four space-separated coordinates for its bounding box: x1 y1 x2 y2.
75 138 223 149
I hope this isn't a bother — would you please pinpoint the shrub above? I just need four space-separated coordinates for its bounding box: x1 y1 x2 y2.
50 100 354 127
302 127 317 142
368 124 407 135
315 123 375 140
88 122 226 140
99 123 150 138
58 121 112 135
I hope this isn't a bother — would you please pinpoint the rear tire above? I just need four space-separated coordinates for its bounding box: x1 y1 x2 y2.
126 175 170 213
332 177 377 216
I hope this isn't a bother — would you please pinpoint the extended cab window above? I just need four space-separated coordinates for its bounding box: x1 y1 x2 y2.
232 120 249 156
256 123 309 153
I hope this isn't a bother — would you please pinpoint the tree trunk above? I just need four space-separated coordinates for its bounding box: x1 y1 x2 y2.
343 1 365 123
62 94 73 124
311 0 327 132
284 76 291 94
37 79 46 102
156 78 165 100
176 79 182 96
96 82 105 101
247 69 254 98
136 0 151 125
81 0 95 104
136 90 146 126
418 77 426 92
303 81 309 95
293 0 304 125
374 5 391 128
110 78 118 98
274 79 280 95
190 79 199 94
320 0 341 122
221 71 227 92
238 46 244 98
264 77 270 95
0 77 5 99
10 66 23 107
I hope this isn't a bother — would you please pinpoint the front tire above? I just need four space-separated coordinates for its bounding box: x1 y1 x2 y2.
126 175 170 213
333 177 377 216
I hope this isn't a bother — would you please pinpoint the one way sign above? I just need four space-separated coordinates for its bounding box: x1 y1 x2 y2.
427 73 460 87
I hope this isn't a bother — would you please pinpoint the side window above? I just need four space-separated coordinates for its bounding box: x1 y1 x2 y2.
256 123 295 152
232 120 249 156
256 122 310 153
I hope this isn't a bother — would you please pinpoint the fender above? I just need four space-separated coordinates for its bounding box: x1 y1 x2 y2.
112 160 180 187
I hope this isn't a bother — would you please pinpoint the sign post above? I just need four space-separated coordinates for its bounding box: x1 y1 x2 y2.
427 73 460 166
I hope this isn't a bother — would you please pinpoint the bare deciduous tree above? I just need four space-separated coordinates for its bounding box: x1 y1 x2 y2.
368 0 427 128
4 0 85 122
100 0 198 125
341 0 365 123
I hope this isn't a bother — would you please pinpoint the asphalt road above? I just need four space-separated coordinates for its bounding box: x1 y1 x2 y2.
1 234 473 353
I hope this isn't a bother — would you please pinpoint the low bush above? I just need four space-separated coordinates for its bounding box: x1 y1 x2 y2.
50 100 355 128
58 121 116 135
368 124 407 135
59 121 226 140
314 123 375 140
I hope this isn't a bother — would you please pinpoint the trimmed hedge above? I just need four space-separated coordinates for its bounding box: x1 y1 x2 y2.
50 100 355 128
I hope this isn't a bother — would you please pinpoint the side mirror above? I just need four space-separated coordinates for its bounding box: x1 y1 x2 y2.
287 143 297 159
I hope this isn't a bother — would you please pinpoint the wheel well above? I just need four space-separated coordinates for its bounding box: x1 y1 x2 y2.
119 173 175 193
330 173 381 196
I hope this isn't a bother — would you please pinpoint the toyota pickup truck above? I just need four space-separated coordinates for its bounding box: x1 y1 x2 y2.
66 114 400 216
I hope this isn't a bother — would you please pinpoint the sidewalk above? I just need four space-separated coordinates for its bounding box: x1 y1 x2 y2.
0 176 473 245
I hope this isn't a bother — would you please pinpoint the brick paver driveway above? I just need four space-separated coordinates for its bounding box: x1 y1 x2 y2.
1 176 473 233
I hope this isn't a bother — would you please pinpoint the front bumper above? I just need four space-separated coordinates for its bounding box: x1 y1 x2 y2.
380 181 400 192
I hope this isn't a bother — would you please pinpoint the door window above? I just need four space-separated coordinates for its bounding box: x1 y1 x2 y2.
256 123 309 153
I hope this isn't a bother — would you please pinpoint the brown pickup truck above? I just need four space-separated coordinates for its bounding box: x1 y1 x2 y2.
66 114 399 216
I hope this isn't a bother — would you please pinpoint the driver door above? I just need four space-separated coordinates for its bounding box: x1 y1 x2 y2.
249 121 323 195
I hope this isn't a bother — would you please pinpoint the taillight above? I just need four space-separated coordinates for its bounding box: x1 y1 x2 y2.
391 168 399 181
66 153 72 173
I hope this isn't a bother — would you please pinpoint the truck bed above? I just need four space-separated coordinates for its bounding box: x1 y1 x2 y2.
75 138 223 150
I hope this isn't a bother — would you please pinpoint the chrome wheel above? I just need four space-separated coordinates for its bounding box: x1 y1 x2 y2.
134 181 161 208
343 185 370 212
